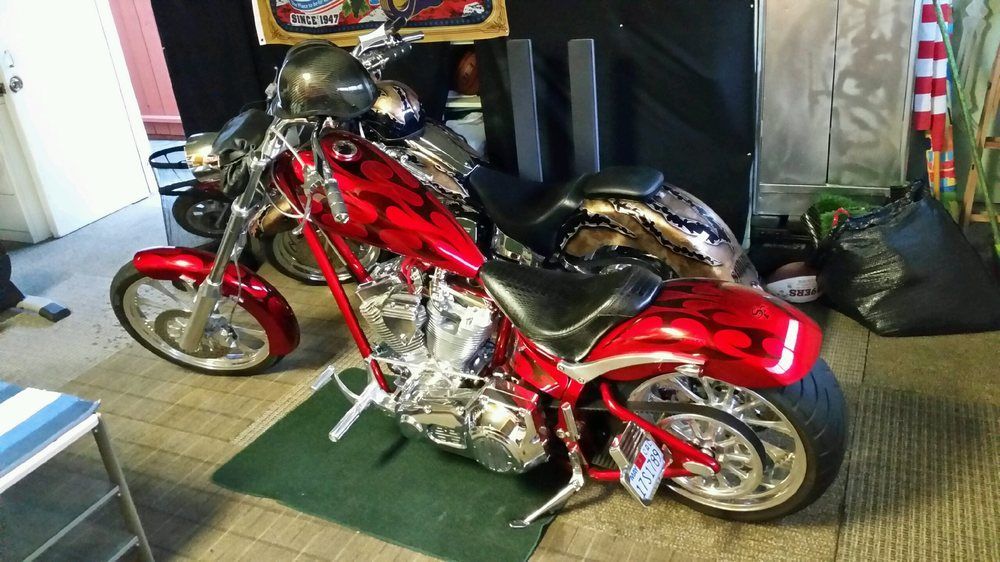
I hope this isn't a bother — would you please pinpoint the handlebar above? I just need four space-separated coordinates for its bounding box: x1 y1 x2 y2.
352 16 423 70
254 20 425 225
401 32 425 43
359 37 419 71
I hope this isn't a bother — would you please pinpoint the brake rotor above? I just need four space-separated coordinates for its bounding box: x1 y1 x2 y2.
153 310 229 359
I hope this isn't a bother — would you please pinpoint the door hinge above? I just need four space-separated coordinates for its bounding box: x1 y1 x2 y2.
0 82 5 96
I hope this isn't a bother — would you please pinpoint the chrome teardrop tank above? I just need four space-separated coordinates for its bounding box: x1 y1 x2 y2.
369 121 482 208
401 121 481 178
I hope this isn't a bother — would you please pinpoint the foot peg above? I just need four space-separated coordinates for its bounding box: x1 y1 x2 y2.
329 378 387 442
311 363 337 391
509 448 586 528
327 363 391 443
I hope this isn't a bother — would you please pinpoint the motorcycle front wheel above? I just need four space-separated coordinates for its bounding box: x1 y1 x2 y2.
262 230 380 285
628 358 846 521
110 263 281 375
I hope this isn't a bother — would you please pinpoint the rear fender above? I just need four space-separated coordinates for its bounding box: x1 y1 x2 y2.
575 279 822 388
132 247 299 355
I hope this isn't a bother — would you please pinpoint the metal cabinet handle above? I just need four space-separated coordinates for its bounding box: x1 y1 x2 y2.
8 76 23 93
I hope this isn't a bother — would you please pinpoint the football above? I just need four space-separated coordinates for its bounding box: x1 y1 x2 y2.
455 50 479 95
765 261 821 303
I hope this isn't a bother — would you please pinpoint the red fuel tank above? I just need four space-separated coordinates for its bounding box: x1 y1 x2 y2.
271 130 485 277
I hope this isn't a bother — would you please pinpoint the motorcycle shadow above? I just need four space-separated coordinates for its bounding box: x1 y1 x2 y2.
374 434 569 497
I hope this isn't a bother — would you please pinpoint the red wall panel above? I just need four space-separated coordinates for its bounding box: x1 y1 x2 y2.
109 0 184 139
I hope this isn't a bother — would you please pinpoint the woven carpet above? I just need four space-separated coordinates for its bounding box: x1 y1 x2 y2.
836 330 1000 561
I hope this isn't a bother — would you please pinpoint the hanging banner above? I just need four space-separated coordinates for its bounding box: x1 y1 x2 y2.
252 0 508 46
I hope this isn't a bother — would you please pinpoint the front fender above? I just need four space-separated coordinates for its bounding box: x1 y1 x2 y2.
584 279 821 388
133 247 299 355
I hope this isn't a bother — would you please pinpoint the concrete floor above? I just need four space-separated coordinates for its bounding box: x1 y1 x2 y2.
1 200 998 561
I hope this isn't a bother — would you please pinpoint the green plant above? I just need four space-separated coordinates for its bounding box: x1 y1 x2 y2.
805 194 871 240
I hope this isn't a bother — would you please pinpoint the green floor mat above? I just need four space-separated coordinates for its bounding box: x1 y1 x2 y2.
213 369 564 562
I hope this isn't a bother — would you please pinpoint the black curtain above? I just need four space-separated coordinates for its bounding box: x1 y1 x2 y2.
150 0 452 135
151 1 754 234
476 0 755 237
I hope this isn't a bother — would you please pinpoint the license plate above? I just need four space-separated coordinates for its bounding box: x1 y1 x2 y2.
626 438 666 503
609 423 668 506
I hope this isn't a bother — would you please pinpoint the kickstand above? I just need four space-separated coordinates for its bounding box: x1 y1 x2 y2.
509 448 586 529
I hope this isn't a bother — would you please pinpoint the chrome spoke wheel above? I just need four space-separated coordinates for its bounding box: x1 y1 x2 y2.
121 277 271 371
269 230 380 283
629 373 807 512
662 413 764 499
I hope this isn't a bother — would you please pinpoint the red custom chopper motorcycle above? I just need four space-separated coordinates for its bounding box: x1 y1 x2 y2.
111 23 845 525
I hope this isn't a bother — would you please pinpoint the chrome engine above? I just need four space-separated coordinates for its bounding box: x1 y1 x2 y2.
355 259 549 473
356 263 427 358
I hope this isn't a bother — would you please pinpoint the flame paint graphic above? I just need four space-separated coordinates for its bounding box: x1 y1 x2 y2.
272 131 485 277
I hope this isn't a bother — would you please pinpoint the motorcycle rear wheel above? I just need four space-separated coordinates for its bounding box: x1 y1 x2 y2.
628 359 846 521
110 263 281 375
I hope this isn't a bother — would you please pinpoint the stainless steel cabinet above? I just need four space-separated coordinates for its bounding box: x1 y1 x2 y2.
756 0 921 215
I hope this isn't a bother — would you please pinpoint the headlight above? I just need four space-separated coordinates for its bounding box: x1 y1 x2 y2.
183 132 222 185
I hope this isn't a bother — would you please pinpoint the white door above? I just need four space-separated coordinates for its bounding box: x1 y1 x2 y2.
0 0 152 238
0 93 50 243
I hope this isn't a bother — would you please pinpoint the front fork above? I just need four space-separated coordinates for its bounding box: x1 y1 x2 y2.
177 163 265 352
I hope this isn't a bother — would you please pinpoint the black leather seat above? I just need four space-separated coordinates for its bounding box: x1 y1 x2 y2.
467 166 664 255
479 260 662 362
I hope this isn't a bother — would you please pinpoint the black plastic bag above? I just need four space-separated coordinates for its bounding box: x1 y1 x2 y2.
813 184 1000 336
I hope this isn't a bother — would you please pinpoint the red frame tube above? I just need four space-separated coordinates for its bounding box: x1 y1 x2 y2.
327 233 373 283
588 466 694 481
491 317 513 369
300 222 390 392
599 381 719 474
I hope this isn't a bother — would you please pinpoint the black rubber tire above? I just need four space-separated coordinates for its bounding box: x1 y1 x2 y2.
666 358 848 522
171 192 231 239
110 262 282 376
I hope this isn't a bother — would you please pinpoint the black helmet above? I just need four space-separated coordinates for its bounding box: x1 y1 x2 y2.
273 40 377 120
